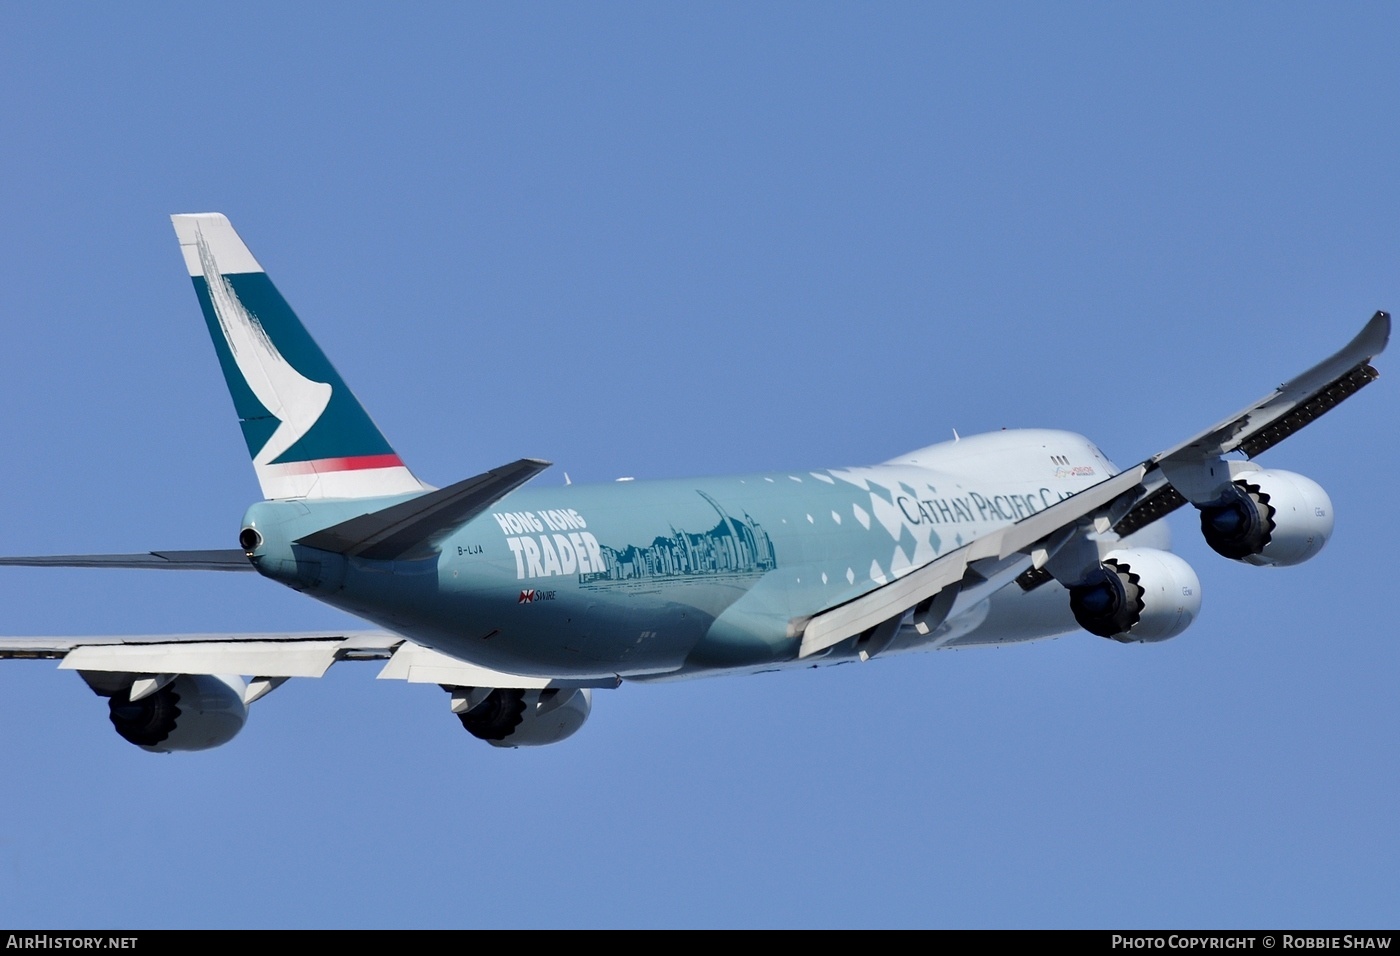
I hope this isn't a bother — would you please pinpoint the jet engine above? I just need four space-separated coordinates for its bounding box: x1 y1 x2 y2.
454 687 592 748
1196 469 1333 567
104 674 249 753
1067 547 1201 642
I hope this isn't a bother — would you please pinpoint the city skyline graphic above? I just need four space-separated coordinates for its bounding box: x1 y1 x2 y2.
579 491 777 585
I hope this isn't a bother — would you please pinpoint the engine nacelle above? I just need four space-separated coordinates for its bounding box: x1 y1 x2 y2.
1196 469 1333 567
1067 547 1201 643
456 687 592 748
106 674 249 753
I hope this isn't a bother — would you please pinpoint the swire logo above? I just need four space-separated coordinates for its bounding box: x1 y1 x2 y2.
197 227 331 465
518 589 556 604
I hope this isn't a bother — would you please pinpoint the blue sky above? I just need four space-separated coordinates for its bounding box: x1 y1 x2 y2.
0 3 1396 928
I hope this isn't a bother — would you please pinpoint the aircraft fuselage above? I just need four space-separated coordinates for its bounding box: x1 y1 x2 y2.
244 428 1115 680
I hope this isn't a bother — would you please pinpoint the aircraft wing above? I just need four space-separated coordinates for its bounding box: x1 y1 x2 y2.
798 311 1390 658
0 630 615 700
1151 310 1388 464
1114 310 1389 537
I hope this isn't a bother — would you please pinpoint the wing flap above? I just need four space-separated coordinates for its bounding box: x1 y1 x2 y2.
60 640 346 677
376 641 619 689
800 551 969 658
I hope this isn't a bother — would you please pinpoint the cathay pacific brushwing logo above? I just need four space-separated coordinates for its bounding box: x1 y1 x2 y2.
197 228 332 465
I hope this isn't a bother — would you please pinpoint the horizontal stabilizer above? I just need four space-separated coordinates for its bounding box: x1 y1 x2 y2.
296 458 551 560
0 550 253 571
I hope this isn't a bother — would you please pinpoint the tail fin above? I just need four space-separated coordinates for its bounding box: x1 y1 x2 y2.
171 214 427 501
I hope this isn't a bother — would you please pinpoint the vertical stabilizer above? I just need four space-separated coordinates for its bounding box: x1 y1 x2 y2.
172 213 426 500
